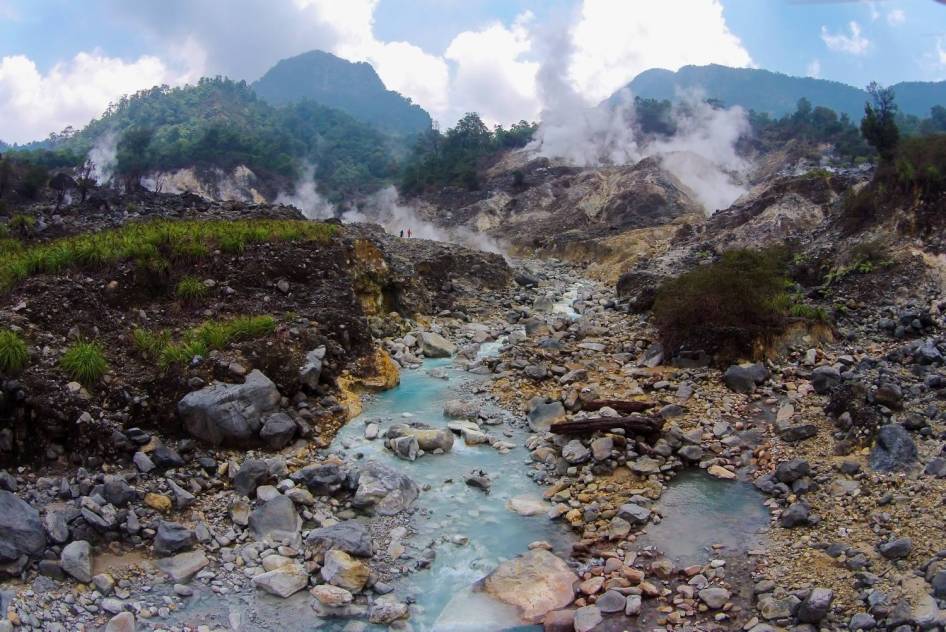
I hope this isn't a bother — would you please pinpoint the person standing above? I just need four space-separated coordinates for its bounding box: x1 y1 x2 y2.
407 228 412 238
399 229 404 238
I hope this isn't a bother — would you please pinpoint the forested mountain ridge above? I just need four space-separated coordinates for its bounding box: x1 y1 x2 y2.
252 50 432 137
622 64 946 119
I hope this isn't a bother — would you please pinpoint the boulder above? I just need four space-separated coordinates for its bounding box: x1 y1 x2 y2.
351 462 419 516
775 459 810 484
878 537 912 560
420 332 456 358
443 399 478 420
527 398 567 432
869 425 917 472
390 435 419 461
310 584 353 607
723 365 759 394
104 612 136 632
252 563 309 598
561 440 590 465
617 503 651 525
699 587 731 609
153 522 195 556
299 346 326 389
249 495 302 547
60 540 92 583
811 365 842 394
259 413 297 450
797 587 833 623
780 502 810 528
573 605 603 632
177 370 281 446
387 424 454 453
321 550 369 592
155 550 209 583
305 521 373 558
233 458 274 497
482 549 577 623
0 491 46 557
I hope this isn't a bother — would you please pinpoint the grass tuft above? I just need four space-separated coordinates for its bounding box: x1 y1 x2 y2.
175 276 208 302
133 315 277 368
60 340 109 385
0 329 28 374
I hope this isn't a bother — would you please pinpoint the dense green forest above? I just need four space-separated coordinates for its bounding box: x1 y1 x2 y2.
6 77 398 202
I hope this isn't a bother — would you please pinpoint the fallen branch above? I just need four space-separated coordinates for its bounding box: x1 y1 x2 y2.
581 399 657 414
549 415 663 436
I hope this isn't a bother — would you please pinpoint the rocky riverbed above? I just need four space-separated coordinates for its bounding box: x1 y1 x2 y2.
1 223 945 632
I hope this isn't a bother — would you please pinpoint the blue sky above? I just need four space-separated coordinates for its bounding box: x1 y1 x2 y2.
0 0 943 143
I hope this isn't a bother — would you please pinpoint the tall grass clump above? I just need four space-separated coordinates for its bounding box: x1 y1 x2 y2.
652 248 790 360
175 276 208 302
0 329 28 374
0 219 337 293
60 340 109 384
133 315 276 368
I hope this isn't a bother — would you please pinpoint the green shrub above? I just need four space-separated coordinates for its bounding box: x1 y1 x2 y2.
8 214 36 234
0 329 28 373
133 315 276 368
60 340 109 384
652 248 789 359
175 276 208 302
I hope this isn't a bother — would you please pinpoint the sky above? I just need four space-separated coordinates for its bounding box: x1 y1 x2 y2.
0 0 944 144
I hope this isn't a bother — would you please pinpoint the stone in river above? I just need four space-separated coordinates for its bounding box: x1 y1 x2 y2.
596 590 627 613
506 496 547 516
482 549 577 623
699 586 731 609
573 605 602 632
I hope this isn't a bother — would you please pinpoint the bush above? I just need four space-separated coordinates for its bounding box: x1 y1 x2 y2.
652 248 789 359
0 329 28 373
60 340 109 384
175 276 208 302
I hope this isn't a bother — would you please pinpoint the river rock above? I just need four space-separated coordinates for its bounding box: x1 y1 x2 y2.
543 609 575 632
596 590 627 613
590 436 613 461
368 599 409 624
306 521 373 557
249 495 302 547
482 549 577 623
153 522 195 556
780 502 810 528
259 413 297 450
352 461 419 515
562 440 591 464
104 612 135 632
527 398 566 432
573 605 603 632
699 586 731 609
390 435 419 461
388 424 454 452
311 584 353 606
155 550 209 583
0 491 46 558
177 369 281 446
869 424 917 472
506 496 547 516
797 587 834 623
321 550 369 592
724 365 761 394
420 332 456 358
775 459 810 483
60 540 92 583
617 502 651 525
443 399 478 419
253 563 309 598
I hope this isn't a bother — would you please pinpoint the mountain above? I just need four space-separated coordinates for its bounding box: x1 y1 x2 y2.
252 50 432 137
619 64 946 119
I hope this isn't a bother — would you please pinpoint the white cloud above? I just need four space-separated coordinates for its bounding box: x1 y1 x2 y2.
806 58 821 78
886 9 906 26
821 21 870 55
938 38 946 66
569 0 752 103
0 52 183 144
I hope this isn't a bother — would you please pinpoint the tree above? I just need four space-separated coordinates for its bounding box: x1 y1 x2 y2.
860 82 900 161
0 155 12 198
116 126 154 189
77 159 95 203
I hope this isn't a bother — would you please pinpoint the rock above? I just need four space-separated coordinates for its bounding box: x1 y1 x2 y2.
390 435 419 461
104 612 136 632
103 476 135 507
483 549 578 623
252 563 309 598
351 461 419 516
869 425 917 472
573 605 603 632
778 421 818 443
543 609 575 632
321 550 369 592
132 452 155 473
443 399 478 419
849 612 876 630
797 587 834 623
260 413 297 450
299 346 326 389
878 537 912 560
294 463 346 496
43 510 70 544
625 594 642 616
60 540 92 583
874 383 903 410
931 571 946 598
590 437 613 461
143 492 172 512
527 398 567 431
93 573 115 595
177 370 281 446
153 522 195 556
724 365 760 394
0 491 46 557
249 495 302 547
596 590 627 613
678 445 703 461
506 496 547 517
155 550 209 583
775 459 811 484
915 339 943 365
368 599 409 624
708 464 736 480
151 445 184 469
699 587 731 609
305 521 373 558
617 502 651 525
420 332 456 358
310 584 353 607
811 365 842 394
562 440 591 464
388 424 454 453
234 458 274 497
780 502 810 528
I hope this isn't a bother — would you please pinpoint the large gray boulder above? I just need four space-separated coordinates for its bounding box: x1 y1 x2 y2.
299 346 326 389
306 521 373 557
351 462 419 516
386 424 454 453
249 495 302 547
153 522 195 557
177 370 281 446
60 540 92 583
419 332 456 358
0 491 46 558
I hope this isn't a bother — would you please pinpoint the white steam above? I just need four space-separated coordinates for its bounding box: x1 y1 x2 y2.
527 19 751 214
87 132 118 184
274 164 335 220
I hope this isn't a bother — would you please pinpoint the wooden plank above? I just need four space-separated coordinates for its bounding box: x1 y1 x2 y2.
548 415 662 436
